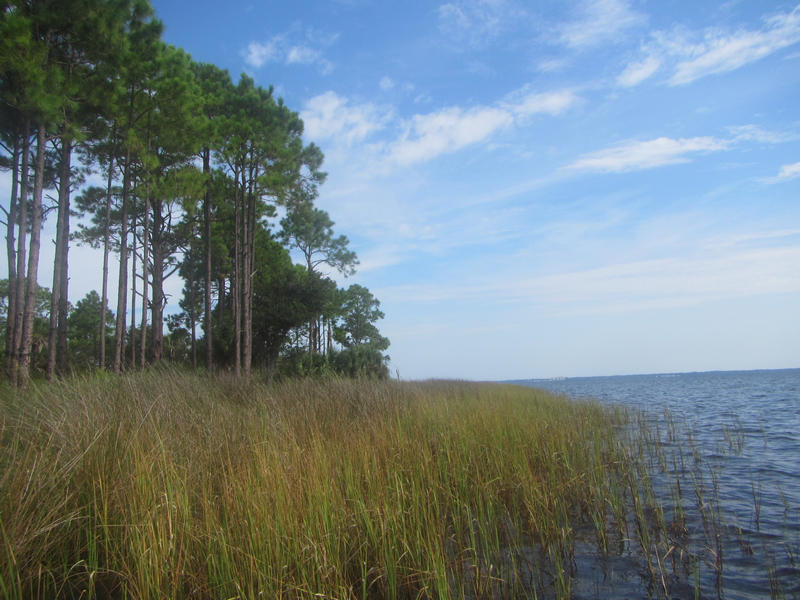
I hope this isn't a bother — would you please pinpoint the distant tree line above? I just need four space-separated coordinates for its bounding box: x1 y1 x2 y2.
0 0 390 387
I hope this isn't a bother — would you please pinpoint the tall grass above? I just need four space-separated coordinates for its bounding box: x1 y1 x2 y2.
0 370 681 598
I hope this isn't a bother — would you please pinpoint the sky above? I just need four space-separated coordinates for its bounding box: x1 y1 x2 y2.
5 0 800 380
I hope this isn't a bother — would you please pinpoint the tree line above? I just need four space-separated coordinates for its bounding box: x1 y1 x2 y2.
0 0 390 387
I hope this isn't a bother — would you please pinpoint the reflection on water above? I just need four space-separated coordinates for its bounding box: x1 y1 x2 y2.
515 369 800 599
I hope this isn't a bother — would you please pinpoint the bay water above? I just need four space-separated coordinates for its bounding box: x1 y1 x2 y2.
513 369 800 598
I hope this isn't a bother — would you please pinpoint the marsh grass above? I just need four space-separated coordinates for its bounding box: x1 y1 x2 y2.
0 370 769 599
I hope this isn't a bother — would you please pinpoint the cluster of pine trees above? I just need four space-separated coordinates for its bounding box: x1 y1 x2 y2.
0 0 390 387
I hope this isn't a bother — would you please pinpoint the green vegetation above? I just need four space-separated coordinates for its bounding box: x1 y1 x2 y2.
0 371 655 599
1 0 389 386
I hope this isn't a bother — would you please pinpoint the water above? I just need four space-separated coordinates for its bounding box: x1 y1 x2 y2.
513 369 800 599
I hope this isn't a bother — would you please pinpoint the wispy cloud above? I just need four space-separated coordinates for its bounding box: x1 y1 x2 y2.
387 87 579 166
617 4 800 87
379 76 395 91
380 244 800 316
707 228 800 249
558 0 645 48
671 5 800 85
617 55 661 87
763 161 800 183
243 28 337 73
300 92 391 145
303 84 579 168
437 0 525 47
505 89 580 118
244 39 279 69
390 106 513 165
728 124 800 144
527 246 800 315
567 137 729 173
286 45 320 65
537 57 569 73
570 126 797 176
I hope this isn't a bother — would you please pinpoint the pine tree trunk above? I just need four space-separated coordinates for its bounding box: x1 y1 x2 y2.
17 123 46 387
203 147 213 371
140 191 150 365
150 259 163 363
190 281 197 369
233 166 242 376
242 169 254 376
307 254 315 356
113 144 131 374
5 133 19 368
130 194 137 368
10 126 30 383
99 151 114 369
56 139 71 376
47 137 71 380
47 232 62 381
150 198 163 363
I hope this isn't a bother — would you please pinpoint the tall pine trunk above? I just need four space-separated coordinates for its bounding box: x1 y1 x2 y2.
5 133 20 367
149 197 164 363
47 136 71 379
130 193 137 368
232 165 242 376
56 139 71 375
99 151 114 369
203 147 213 371
10 126 30 382
140 125 152 366
242 168 253 375
189 282 197 368
113 144 131 374
17 123 46 387
150 253 164 363
140 191 150 364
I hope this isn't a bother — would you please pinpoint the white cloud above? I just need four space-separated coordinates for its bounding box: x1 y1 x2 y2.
528 246 800 315
763 161 800 183
380 244 800 316
390 106 513 165
558 0 645 48
438 2 473 38
386 87 578 165
437 0 524 46
379 76 395 91
537 57 569 73
244 40 279 68
568 136 729 173
728 124 800 144
301 92 390 145
303 83 579 168
620 5 800 87
286 45 320 65
507 89 580 117
670 6 800 84
242 28 337 73
617 55 661 87
777 161 800 179
413 93 433 105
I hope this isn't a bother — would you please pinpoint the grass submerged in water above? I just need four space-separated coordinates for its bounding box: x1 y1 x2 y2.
0 370 710 598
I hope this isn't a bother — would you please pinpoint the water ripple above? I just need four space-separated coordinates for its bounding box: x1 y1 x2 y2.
519 369 800 598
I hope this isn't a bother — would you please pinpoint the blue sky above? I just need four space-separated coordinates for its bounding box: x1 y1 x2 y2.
5 0 800 379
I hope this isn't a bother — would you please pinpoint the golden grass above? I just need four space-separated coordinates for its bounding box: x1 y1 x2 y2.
1 370 650 599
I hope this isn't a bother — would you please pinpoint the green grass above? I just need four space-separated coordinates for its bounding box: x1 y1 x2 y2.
0 370 683 598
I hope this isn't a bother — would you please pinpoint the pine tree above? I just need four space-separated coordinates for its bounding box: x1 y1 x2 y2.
193 62 232 372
